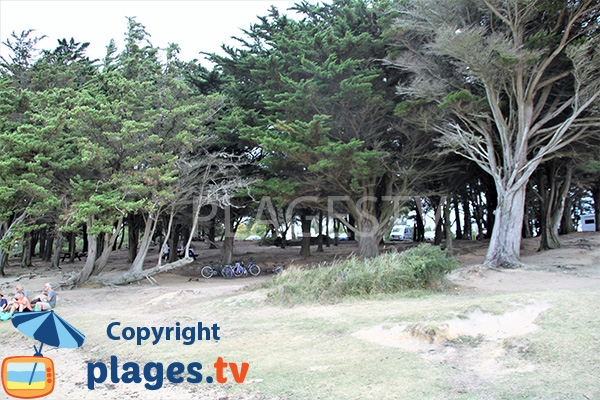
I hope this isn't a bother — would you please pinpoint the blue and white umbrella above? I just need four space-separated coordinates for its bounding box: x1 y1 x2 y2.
10 311 85 386
11 310 85 355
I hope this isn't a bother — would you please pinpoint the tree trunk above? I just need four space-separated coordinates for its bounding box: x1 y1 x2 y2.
539 163 572 251
31 230 39 259
168 224 180 263
347 214 356 241
128 211 160 275
127 213 139 263
0 248 6 276
484 185 526 268
355 212 381 259
414 197 425 242
68 231 77 263
453 197 463 240
65 216 98 287
484 183 497 239
0 222 7 275
21 231 32 267
317 211 324 252
559 196 576 235
462 192 472 240
51 229 64 269
300 213 311 258
433 196 444 246
221 210 237 265
93 218 124 275
89 257 194 286
443 197 453 253
593 181 600 232
222 236 234 265
208 220 217 249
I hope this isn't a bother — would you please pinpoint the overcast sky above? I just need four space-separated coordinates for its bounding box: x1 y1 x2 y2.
0 0 301 66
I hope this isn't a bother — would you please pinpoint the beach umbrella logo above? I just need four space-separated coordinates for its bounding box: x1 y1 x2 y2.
1 311 85 399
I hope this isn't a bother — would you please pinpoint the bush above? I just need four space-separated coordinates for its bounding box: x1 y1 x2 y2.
265 244 459 304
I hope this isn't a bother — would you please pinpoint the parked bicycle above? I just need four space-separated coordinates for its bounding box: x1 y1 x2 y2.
230 261 248 278
264 263 285 274
245 259 261 276
201 263 233 279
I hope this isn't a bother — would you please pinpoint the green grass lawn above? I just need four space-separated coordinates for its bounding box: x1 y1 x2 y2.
42 284 599 400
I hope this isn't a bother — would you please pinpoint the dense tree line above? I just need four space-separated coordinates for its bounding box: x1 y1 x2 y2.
1 0 598 286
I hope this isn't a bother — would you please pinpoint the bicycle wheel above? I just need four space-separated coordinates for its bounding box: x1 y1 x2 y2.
233 267 244 278
201 266 214 279
221 266 234 279
248 264 261 276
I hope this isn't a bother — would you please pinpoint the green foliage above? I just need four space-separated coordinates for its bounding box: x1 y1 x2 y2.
266 244 459 304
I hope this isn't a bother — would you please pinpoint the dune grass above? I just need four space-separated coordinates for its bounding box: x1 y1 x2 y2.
264 244 459 304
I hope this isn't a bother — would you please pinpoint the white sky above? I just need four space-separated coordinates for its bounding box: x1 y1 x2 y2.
0 0 301 66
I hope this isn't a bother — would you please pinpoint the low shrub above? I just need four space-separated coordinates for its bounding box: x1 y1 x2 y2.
265 243 459 304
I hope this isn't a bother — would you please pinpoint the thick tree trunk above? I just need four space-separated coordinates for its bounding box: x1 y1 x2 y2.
222 236 234 265
89 257 194 286
64 216 98 288
92 218 124 275
539 164 572 251
300 213 311 258
355 212 381 258
128 212 159 275
484 185 526 267
559 196 576 235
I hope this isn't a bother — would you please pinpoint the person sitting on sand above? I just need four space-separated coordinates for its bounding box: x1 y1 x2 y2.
0 293 7 312
32 283 57 311
1 292 32 320
4 285 29 311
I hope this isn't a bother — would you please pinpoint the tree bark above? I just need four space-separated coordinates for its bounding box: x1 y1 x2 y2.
128 211 160 275
444 197 453 253
65 216 98 287
0 222 7 276
221 209 238 265
21 231 32 267
453 197 463 240
484 185 526 267
462 192 472 240
593 181 600 232
317 211 324 252
414 197 425 242
300 213 311 258
127 213 139 263
51 229 64 269
92 218 124 275
88 257 194 286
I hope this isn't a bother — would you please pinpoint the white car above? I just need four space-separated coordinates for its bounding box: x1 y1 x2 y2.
245 235 262 241
389 226 413 241
329 232 349 240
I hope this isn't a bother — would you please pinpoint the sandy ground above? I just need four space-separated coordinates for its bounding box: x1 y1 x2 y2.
1 232 599 399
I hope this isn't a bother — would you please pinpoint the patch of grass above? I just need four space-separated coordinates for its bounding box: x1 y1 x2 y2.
446 334 485 348
265 244 459 305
